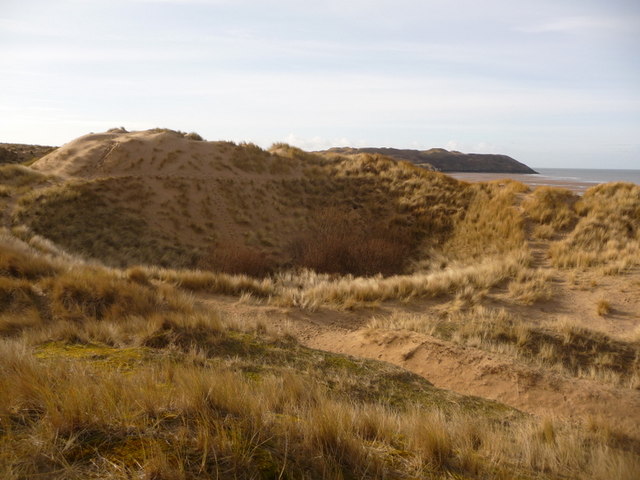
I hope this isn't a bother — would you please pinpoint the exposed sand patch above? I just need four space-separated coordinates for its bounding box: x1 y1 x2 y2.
194 286 640 442
309 327 640 439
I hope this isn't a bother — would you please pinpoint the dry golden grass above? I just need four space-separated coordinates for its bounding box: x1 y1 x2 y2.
3 312 640 480
523 186 578 232
549 182 640 270
0 233 62 279
507 267 555 305
440 180 529 262
138 255 525 310
274 251 528 310
597 298 612 316
2 313 639 479
2 155 640 478
149 266 275 297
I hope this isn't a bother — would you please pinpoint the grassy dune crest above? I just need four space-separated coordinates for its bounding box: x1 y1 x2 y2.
441 180 529 262
20 133 470 273
550 182 640 270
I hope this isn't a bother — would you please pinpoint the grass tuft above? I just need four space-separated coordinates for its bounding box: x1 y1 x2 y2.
597 299 612 316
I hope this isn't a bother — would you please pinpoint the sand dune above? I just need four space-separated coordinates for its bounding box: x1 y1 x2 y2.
33 129 256 179
26 128 470 272
2 128 639 478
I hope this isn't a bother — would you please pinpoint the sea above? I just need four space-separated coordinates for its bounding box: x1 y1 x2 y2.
447 168 640 194
534 168 640 185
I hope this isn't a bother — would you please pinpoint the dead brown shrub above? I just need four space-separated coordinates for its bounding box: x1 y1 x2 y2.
199 243 276 278
290 207 409 276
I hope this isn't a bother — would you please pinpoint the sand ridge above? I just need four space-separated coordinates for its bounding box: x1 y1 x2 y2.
24 128 475 271
32 130 244 179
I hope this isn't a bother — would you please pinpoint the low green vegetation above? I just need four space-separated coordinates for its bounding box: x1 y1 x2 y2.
14 180 198 268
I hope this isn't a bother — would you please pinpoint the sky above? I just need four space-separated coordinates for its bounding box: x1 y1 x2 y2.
1 0 639 168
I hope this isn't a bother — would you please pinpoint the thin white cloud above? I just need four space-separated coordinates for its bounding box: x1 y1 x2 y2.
123 0 237 4
444 140 500 154
517 15 637 33
282 134 364 151
445 140 460 151
0 18 66 37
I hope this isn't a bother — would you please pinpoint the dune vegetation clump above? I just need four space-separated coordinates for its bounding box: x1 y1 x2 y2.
0 235 62 280
14 181 198 269
549 182 640 270
522 186 578 232
440 180 529 262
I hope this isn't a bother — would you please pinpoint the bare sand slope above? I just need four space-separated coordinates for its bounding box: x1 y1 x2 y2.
32 129 272 179
500 269 640 338
310 327 640 439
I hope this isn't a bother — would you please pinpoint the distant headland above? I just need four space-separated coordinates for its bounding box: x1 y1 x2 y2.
321 147 537 174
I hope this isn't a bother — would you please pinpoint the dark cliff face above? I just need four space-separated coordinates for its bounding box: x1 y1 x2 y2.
322 147 537 174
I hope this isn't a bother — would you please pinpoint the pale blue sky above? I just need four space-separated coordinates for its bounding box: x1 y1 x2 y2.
1 0 639 168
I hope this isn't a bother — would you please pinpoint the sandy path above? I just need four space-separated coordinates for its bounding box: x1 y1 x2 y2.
198 294 640 441
309 327 640 439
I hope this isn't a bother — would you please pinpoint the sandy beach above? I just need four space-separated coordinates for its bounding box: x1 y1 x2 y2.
447 172 597 193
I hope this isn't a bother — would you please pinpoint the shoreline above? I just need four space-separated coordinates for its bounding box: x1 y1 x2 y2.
445 172 597 194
